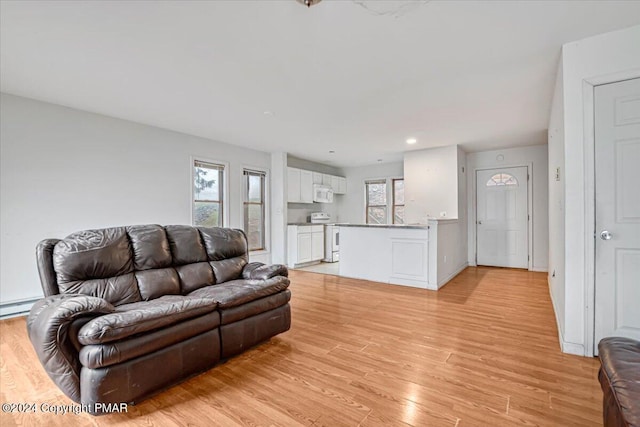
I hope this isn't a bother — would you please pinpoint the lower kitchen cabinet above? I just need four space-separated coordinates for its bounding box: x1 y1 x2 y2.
287 225 324 268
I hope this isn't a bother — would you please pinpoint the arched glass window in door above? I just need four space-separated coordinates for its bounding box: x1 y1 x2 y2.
486 173 518 187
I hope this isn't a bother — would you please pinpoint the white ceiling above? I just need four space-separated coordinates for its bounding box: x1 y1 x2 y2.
2 1 640 167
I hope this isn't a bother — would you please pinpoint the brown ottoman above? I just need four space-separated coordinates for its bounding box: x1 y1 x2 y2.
598 337 640 427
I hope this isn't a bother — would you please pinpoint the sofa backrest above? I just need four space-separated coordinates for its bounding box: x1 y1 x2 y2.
37 225 248 306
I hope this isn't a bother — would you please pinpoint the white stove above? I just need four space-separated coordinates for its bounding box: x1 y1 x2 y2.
310 212 330 224
324 224 339 263
310 212 339 263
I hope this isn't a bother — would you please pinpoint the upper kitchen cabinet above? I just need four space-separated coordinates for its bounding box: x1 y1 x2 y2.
325 173 347 194
287 167 301 202
287 167 347 202
300 170 313 202
287 167 313 203
337 177 347 194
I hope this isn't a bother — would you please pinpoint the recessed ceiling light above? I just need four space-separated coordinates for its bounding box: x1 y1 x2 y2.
263 111 273 116
329 150 335 154
406 138 417 145
377 159 383 162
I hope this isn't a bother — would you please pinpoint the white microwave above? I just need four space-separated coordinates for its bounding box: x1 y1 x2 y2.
313 184 334 203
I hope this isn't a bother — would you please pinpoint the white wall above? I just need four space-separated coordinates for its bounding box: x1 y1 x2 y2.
457 147 468 267
466 144 549 271
548 58 566 340
549 24 640 355
0 93 272 305
337 161 404 224
404 146 460 223
270 152 287 265
432 219 468 288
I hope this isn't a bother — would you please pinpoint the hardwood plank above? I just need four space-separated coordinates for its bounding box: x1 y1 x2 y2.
0 267 602 426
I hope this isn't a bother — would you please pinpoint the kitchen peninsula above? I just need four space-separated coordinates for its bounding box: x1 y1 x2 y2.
338 219 466 290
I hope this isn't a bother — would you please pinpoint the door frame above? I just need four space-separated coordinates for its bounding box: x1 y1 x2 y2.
584 70 640 356
473 164 533 271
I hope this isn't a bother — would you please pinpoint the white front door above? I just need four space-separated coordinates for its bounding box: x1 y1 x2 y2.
594 78 640 347
476 167 528 268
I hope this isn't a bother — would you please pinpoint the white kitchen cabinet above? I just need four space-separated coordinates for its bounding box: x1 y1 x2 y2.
337 177 347 194
287 225 324 267
289 167 346 200
287 168 301 202
287 167 313 203
311 229 324 260
300 170 313 203
330 175 340 193
297 233 312 263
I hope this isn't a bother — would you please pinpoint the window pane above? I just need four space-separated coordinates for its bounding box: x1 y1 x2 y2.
367 207 386 224
394 206 405 224
486 173 518 187
367 183 387 205
194 202 221 227
394 180 404 204
194 166 221 201
248 174 262 203
245 204 264 251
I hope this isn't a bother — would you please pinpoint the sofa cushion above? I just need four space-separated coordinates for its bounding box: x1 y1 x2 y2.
198 227 248 282
165 225 208 265
598 337 640 427
198 227 248 261
59 273 141 307
135 268 180 301
188 277 290 309
79 311 219 369
53 227 140 306
77 295 217 345
176 262 215 294
127 225 172 270
219 290 291 325
210 257 247 284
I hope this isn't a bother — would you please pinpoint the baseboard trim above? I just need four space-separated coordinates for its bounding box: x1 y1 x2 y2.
547 277 585 356
0 298 39 320
561 341 586 356
437 262 469 289
531 267 548 272
548 276 563 352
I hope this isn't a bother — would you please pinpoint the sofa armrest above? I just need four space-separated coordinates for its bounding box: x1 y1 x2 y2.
27 294 115 403
242 262 289 280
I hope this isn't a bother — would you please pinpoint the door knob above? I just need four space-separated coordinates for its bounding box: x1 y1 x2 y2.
600 230 612 240
477 220 482 225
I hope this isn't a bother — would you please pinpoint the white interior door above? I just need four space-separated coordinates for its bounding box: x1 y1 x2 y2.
594 78 640 347
476 167 528 268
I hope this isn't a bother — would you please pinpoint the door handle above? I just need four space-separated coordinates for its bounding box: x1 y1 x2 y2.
600 230 612 240
477 220 482 225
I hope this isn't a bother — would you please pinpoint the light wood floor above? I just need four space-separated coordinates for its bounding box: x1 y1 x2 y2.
0 267 602 426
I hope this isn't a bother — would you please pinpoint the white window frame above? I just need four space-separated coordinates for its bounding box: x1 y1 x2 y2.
392 178 405 224
363 176 404 224
242 166 270 253
190 156 229 227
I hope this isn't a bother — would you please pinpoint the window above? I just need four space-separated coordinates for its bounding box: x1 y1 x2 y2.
366 179 387 224
193 160 224 227
392 178 405 224
486 173 518 186
243 169 266 251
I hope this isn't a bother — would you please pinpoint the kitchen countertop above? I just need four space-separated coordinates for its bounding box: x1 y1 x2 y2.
287 222 324 226
335 223 429 230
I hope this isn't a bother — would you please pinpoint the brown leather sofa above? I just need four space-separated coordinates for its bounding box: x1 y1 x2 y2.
27 225 291 414
598 337 640 427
